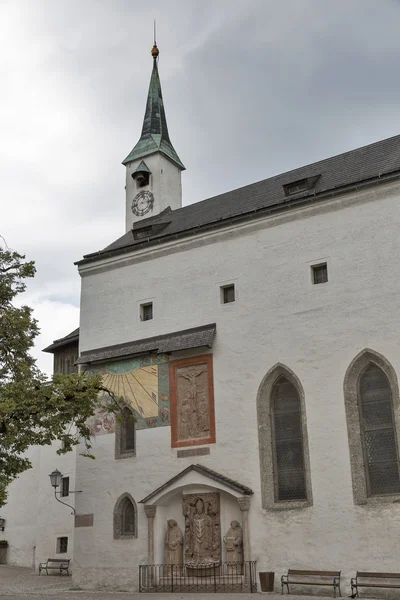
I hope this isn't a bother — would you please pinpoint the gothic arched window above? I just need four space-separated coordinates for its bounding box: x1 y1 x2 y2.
257 364 312 509
272 377 307 501
358 364 400 496
344 349 400 504
115 406 136 459
113 493 137 539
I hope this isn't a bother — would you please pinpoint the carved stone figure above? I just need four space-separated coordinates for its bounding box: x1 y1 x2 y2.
223 520 243 570
197 395 209 434
164 519 183 565
182 492 221 566
177 364 210 440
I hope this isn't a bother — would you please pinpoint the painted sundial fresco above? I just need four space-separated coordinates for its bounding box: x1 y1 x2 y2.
87 354 170 434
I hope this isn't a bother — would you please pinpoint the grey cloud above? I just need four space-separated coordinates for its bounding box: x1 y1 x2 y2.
1 0 400 373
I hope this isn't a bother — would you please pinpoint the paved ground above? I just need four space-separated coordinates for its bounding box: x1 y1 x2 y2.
0 565 330 600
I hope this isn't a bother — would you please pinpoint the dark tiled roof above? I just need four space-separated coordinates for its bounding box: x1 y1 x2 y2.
76 323 216 365
43 327 80 353
139 463 253 503
78 134 400 265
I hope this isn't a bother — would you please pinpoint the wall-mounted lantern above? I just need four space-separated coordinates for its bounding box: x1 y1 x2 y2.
49 469 81 515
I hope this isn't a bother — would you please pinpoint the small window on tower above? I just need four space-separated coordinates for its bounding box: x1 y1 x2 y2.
140 302 153 321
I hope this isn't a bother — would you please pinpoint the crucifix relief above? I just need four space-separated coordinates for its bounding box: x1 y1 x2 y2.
178 365 209 440
170 355 216 448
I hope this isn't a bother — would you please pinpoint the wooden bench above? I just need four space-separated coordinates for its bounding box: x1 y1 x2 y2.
351 572 400 597
281 569 341 597
38 558 71 576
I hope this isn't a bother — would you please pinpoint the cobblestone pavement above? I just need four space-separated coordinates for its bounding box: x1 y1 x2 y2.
0 565 323 600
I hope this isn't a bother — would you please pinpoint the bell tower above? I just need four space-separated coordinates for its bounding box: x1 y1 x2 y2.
122 43 185 232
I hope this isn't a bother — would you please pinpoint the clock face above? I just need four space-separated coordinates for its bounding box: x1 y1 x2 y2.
131 190 154 217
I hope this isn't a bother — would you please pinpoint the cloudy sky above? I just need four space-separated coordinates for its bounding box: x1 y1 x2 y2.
2 0 400 374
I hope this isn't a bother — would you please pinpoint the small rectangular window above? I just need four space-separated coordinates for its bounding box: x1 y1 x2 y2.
284 179 308 196
312 263 328 285
140 302 153 321
57 537 68 554
61 477 69 498
134 227 152 240
221 284 235 304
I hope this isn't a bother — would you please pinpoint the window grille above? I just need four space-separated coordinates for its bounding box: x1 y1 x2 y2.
272 377 307 501
121 407 135 453
140 302 153 321
61 476 69 497
121 497 136 537
312 263 328 284
221 284 235 304
359 364 400 496
284 179 308 196
57 537 68 553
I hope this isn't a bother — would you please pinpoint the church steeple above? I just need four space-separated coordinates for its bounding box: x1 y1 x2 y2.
122 44 185 170
123 43 185 231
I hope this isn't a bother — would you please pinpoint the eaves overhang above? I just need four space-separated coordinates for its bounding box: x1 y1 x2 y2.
75 168 400 268
77 323 216 366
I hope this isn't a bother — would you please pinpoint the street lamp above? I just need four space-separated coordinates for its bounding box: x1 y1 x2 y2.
49 469 81 515
49 469 63 489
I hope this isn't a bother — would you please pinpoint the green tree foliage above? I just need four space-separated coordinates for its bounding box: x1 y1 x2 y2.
0 246 122 506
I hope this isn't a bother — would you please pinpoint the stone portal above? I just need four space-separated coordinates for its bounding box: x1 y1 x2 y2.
182 492 221 567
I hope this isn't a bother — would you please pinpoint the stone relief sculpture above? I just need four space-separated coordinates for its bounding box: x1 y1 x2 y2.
223 520 243 571
164 519 183 565
182 492 221 566
177 365 210 440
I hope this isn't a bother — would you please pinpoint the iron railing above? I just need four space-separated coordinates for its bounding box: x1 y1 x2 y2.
139 561 257 593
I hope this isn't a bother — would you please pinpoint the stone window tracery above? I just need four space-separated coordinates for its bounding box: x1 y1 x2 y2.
271 377 307 501
257 363 313 510
113 493 137 539
344 349 400 504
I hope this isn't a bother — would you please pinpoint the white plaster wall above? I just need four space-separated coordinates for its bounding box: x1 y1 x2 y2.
125 154 182 231
2 446 40 567
76 180 400 590
2 443 76 571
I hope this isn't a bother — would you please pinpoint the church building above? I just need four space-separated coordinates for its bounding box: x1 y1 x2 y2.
4 42 400 593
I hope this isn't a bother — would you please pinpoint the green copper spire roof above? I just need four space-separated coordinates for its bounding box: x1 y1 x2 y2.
122 45 185 170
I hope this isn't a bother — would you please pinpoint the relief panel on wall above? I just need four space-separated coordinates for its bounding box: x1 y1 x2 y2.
87 353 170 433
170 354 215 448
183 492 221 566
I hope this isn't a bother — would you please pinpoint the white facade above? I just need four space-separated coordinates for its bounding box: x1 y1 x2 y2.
4 45 400 595
2 443 76 570
73 178 400 591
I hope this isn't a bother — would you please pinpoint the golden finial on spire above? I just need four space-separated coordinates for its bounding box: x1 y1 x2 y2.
151 20 159 58
151 43 159 59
